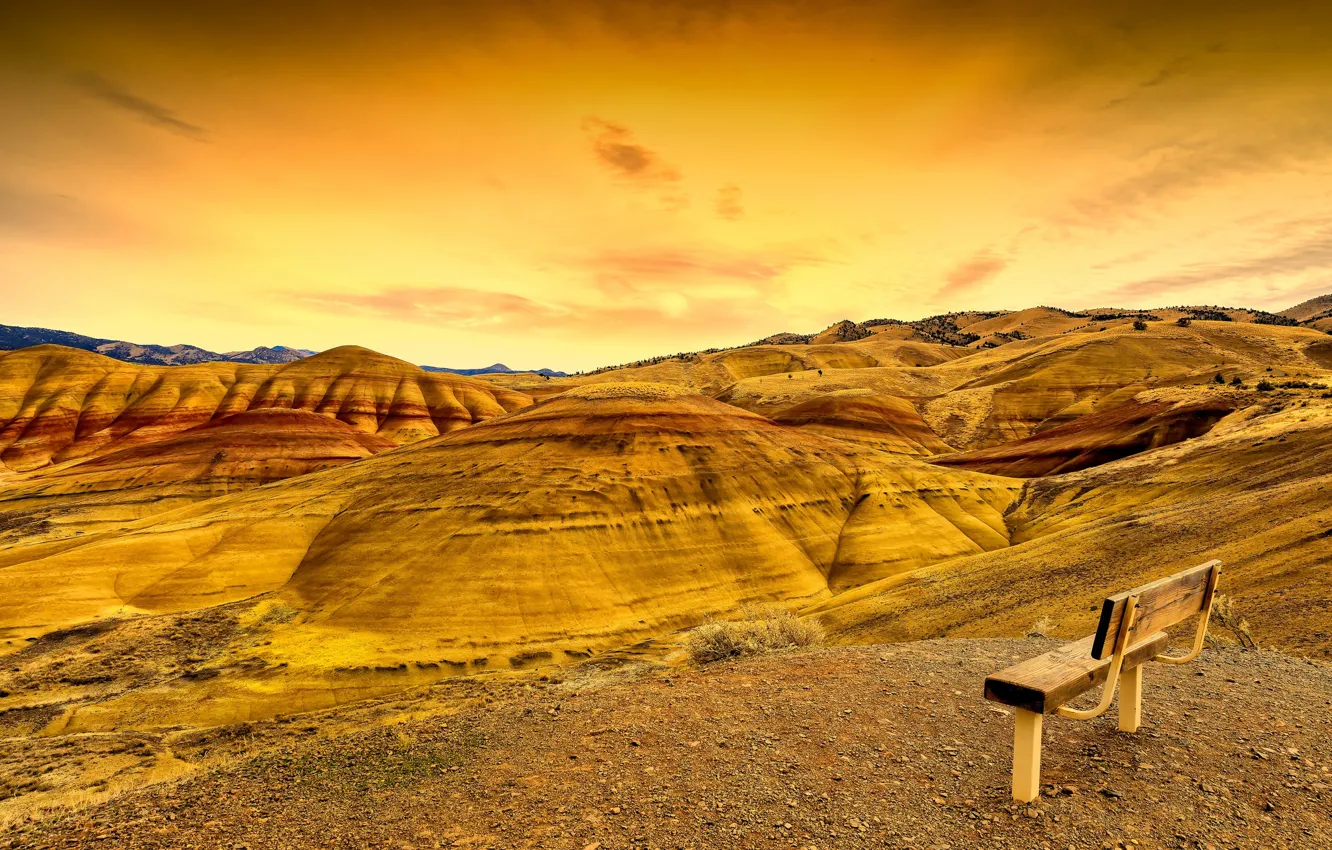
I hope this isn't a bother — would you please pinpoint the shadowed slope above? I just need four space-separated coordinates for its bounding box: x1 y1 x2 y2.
930 393 1236 476
0 345 530 474
0 410 398 545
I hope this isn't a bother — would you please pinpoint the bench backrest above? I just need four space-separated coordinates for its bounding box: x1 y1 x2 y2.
1090 560 1221 660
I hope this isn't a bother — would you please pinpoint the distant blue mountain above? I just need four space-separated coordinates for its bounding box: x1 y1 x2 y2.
421 363 567 378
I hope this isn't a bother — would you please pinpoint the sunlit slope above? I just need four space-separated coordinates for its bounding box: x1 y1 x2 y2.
919 321 1330 449
571 334 968 395
769 390 954 456
0 409 397 545
0 345 531 474
958 306 1091 344
723 321 1331 450
0 383 1019 669
812 387 1332 658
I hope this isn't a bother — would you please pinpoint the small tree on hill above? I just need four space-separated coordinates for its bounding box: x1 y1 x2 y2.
1177 317 1192 327
1133 319 1148 331
1214 372 1225 384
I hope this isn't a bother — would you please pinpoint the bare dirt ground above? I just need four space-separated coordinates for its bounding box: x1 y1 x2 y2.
4 639 1330 850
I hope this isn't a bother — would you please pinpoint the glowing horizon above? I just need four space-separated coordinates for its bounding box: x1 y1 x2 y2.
3 1 1331 371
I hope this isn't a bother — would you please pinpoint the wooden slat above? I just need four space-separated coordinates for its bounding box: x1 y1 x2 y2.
984 631 1169 714
1090 560 1220 660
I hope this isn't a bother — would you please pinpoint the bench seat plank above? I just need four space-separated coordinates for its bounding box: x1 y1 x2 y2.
984 631 1169 714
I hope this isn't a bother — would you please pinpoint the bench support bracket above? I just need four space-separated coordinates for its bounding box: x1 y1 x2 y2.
1153 564 1220 665
1118 664 1142 733
1012 708 1042 803
1056 594 1139 721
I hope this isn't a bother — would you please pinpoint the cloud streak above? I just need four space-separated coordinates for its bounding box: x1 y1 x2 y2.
1055 116 1332 230
714 184 744 221
292 286 564 329
289 281 788 342
936 249 1009 300
582 117 687 210
72 72 208 140
1112 221 1332 300
582 245 821 284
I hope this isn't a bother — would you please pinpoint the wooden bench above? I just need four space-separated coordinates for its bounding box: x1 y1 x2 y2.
984 560 1221 802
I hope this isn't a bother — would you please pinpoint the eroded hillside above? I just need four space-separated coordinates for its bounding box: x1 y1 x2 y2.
0 303 1330 741
0 344 531 474
0 382 1018 730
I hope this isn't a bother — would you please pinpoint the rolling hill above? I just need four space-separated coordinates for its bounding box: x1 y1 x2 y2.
0 345 532 544
0 297 1330 741
0 344 530 474
0 382 1019 728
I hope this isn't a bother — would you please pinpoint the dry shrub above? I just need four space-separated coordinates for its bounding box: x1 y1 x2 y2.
685 604 824 665
1026 616 1055 639
1209 594 1258 649
239 599 298 630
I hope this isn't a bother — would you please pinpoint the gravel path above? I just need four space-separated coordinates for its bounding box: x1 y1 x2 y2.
5 639 1330 850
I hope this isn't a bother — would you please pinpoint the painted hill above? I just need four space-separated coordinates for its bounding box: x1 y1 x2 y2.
813 381 1332 660
2 299 1331 742
768 390 953 456
929 394 1237 476
0 409 398 546
0 382 1018 728
0 345 532 545
717 320 1331 450
0 344 530 474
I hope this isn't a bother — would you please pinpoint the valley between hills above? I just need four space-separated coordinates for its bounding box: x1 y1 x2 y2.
2 303 1331 845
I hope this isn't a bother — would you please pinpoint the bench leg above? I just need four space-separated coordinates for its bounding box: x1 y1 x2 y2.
1012 709 1042 803
1118 664 1143 733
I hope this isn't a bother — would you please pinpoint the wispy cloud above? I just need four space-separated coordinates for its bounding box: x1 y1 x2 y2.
1054 118 1332 231
71 72 208 141
582 245 821 284
714 184 744 221
1112 219 1332 300
936 249 1009 300
0 180 151 243
1104 56 1193 107
582 117 687 210
292 286 565 329
288 281 787 341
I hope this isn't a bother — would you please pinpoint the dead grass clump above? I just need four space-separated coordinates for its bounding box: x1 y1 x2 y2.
685 604 824 665
554 660 663 693
1209 594 1258 649
1026 616 1055 639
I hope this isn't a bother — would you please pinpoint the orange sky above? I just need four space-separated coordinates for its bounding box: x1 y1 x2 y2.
3 1 1331 371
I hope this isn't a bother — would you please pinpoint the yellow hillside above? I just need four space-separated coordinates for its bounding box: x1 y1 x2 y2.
812 384 1332 659
0 344 530 474
0 383 1019 728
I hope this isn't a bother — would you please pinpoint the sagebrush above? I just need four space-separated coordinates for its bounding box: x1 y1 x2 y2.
685 604 824 664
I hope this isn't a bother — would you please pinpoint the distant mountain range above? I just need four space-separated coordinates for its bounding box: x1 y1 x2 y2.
422 363 568 378
0 322 567 375
0 323 314 366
